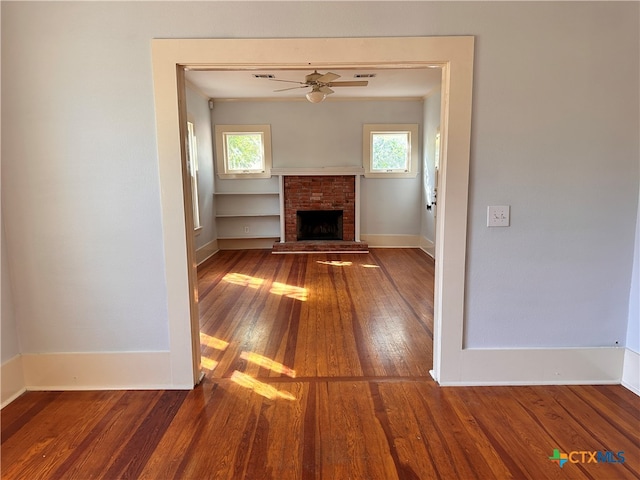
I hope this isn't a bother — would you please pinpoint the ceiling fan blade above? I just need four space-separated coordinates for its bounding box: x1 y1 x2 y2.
317 72 340 83
274 85 308 92
327 81 369 87
269 78 306 85
319 86 334 95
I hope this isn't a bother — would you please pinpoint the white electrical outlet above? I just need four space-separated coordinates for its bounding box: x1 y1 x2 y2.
487 205 510 227
243 226 250 233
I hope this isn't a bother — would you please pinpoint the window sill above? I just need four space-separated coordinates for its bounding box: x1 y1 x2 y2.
363 171 418 179
217 172 272 179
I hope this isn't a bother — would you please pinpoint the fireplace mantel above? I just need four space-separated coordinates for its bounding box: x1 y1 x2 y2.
271 167 364 176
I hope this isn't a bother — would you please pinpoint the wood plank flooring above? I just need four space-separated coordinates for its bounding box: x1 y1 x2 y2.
197 249 434 380
2 249 639 479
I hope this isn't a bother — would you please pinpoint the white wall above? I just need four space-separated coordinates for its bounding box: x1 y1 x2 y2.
627 191 640 354
420 87 441 246
2 2 171 354
462 2 638 348
1 2 638 366
622 189 640 393
210 99 423 237
1 222 20 363
185 85 216 250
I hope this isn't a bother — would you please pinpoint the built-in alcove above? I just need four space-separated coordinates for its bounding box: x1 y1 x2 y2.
297 210 343 241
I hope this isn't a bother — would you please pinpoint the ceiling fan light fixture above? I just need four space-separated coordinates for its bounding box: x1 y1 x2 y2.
306 88 327 104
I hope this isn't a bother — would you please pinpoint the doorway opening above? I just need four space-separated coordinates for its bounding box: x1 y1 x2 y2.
151 37 474 387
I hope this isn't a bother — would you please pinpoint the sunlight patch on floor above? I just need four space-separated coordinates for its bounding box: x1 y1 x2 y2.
317 260 353 267
230 371 296 401
201 357 218 371
240 351 296 378
360 264 380 268
222 273 308 301
270 282 308 301
223 273 265 289
200 332 229 351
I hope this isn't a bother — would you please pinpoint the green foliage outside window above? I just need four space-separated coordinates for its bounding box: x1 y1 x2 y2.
225 133 264 171
372 133 410 170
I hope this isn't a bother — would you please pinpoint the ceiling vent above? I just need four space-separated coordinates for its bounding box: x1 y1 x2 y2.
253 74 275 79
354 73 376 78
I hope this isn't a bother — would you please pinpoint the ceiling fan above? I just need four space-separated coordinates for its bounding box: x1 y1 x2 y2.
268 70 369 103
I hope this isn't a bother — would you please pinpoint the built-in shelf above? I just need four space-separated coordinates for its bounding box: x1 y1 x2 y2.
215 213 279 218
214 191 282 246
217 235 280 240
214 192 278 195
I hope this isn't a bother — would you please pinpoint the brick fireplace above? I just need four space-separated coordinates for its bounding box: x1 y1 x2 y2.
273 175 367 252
283 176 355 242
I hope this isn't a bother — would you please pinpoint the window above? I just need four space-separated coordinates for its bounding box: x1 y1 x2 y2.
215 124 272 179
363 124 419 178
186 121 201 230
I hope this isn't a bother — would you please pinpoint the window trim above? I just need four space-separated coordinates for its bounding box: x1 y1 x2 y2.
215 124 272 179
363 123 419 178
186 120 201 230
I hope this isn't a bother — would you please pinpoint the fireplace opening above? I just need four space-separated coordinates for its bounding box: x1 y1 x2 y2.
297 210 343 241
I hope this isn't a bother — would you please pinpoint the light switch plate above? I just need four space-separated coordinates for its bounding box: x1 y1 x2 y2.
487 205 510 227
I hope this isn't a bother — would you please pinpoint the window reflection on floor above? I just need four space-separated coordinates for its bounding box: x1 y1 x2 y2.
230 371 296 401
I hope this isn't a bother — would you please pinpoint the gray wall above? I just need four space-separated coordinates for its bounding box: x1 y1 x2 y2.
1 2 638 357
1 223 20 363
420 87 441 244
186 85 217 250
210 99 424 236
627 190 640 354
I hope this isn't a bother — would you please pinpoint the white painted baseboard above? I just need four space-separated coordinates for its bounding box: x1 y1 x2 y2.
196 239 219 265
420 236 435 258
1 355 26 408
622 348 640 395
218 238 278 250
21 351 189 391
360 234 420 248
3 347 631 407
438 347 625 386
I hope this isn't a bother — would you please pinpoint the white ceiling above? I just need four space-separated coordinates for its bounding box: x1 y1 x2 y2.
185 67 442 101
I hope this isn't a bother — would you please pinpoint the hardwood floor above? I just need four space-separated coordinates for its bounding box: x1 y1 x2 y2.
2 249 639 479
197 249 434 380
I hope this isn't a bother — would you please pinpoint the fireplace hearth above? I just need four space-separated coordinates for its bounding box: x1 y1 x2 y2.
272 174 368 252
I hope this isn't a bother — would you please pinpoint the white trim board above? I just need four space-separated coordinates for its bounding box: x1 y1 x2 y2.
420 236 435 258
1 355 26 408
622 348 640 395
152 36 475 387
196 239 219 265
439 347 625 386
7 348 626 398
218 238 278 250
360 234 420 248
21 352 188 391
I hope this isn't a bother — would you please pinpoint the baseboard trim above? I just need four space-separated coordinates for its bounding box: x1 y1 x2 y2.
622 348 640 396
419 236 435 258
438 347 625 386
4 347 631 396
1 355 26 408
218 238 279 250
360 234 420 248
196 239 219 265
21 351 191 391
